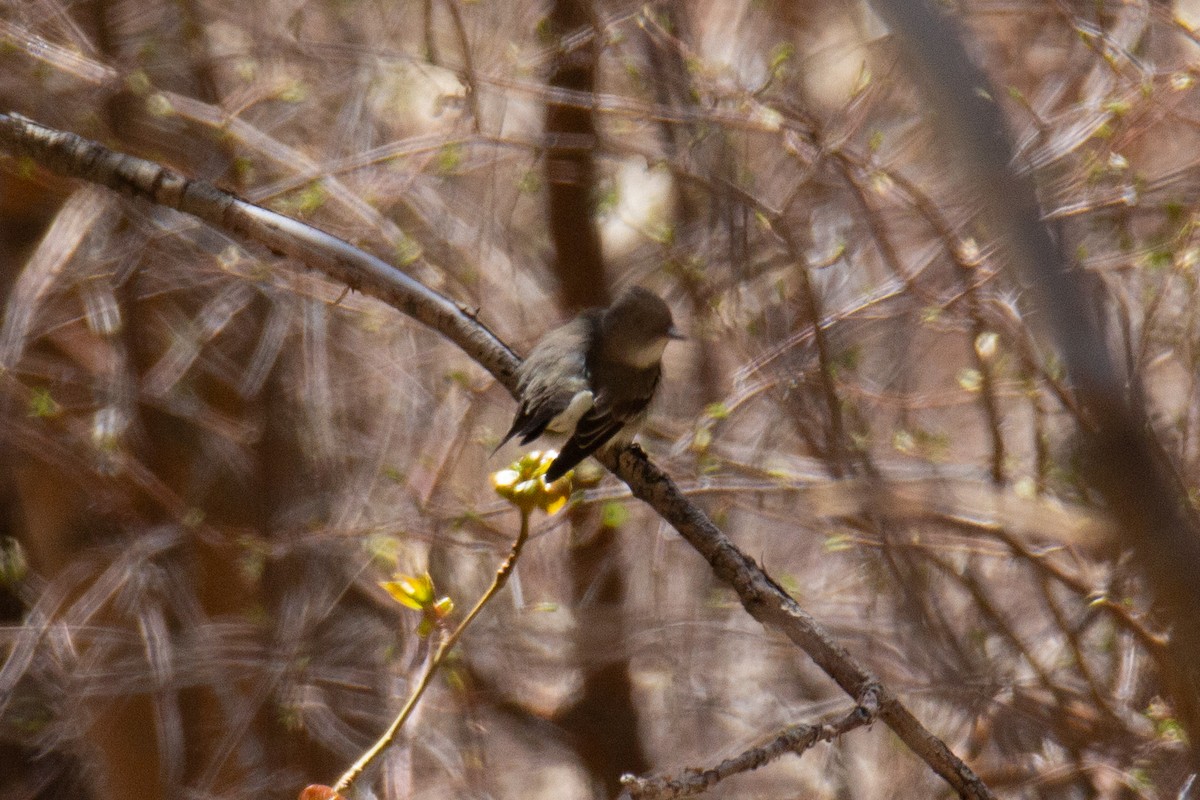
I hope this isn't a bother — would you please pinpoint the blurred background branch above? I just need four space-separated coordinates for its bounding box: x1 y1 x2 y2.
871 0 1200 770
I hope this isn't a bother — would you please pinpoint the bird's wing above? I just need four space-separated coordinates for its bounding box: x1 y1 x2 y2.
496 317 594 451
542 409 626 482
496 384 583 450
543 370 660 482
511 385 593 447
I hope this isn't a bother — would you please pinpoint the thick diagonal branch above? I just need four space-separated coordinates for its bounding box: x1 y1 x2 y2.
0 111 992 799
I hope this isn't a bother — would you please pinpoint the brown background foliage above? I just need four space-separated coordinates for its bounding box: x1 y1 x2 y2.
1 1 1198 798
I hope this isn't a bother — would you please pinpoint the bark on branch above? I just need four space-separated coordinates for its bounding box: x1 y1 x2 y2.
0 110 993 800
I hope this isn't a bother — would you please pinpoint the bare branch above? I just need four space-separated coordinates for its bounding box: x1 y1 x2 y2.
619 687 881 799
0 112 519 393
0 111 992 800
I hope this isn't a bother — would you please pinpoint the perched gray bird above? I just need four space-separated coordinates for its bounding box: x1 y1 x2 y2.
499 287 683 482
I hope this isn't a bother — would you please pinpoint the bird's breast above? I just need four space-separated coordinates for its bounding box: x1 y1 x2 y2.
618 337 668 370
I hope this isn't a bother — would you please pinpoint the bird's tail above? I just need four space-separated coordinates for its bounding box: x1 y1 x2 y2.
491 430 516 457
544 449 586 483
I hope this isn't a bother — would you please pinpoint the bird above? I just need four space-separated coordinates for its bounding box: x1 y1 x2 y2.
498 287 683 482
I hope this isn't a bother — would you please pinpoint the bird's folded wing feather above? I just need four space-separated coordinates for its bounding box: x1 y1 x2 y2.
497 317 593 449
543 372 659 481
543 409 626 481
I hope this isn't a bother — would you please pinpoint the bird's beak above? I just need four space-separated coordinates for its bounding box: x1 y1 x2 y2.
667 326 686 341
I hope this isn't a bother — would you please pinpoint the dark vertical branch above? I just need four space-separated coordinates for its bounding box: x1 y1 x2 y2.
870 0 1200 768
555 522 651 793
443 0 483 133
544 0 607 309
793 264 851 477
539 2 645 789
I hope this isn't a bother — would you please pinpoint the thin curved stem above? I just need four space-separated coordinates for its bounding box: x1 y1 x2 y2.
332 509 531 795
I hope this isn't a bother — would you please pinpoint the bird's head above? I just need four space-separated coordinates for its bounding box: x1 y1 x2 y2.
600 287 684 368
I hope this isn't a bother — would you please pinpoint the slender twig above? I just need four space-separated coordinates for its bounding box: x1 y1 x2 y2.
332 508 531 795
619 687 880 799
443 0 483 133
